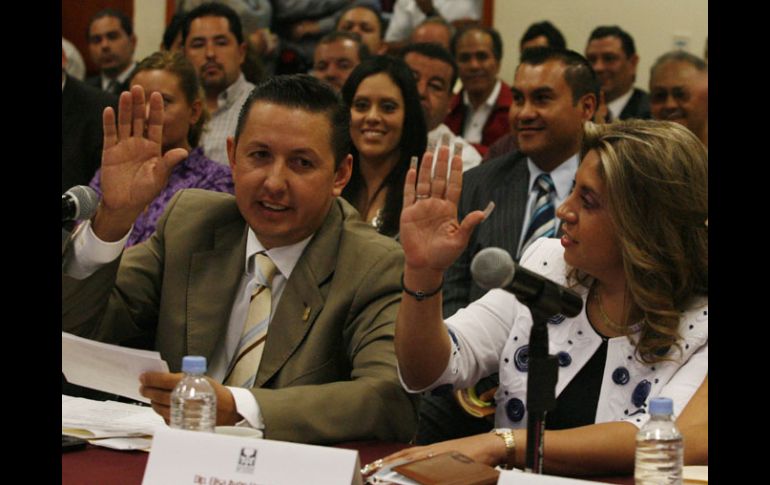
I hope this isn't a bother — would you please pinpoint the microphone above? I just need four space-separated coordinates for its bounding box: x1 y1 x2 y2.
62 186 99 223
470 247 583 317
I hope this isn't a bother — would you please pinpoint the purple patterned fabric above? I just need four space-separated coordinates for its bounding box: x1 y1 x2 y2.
90 147 234 247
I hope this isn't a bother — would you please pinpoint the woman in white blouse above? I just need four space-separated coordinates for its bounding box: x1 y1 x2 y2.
390 120 708 475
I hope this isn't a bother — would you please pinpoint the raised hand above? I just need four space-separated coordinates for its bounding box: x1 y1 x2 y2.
400 138 492 274
93 86 188 241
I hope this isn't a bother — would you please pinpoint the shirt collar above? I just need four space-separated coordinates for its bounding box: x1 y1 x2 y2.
461 79 502 110
607 87 635 120
101 61 136 90
217 73 249 111
525 153 579 200
245 228 313 280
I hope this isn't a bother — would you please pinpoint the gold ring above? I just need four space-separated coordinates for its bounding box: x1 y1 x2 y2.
415 194 430 200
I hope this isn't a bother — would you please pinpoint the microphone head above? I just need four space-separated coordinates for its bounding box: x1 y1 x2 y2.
471 247 515 290
66 185 100 220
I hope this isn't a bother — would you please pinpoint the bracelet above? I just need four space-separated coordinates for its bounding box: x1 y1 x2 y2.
401 273 443 301
492 428 516 470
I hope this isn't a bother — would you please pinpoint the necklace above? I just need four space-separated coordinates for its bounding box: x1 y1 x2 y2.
591 282 633 334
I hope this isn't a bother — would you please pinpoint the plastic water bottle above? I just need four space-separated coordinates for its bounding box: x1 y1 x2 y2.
634 397 683 485
170 355 217 432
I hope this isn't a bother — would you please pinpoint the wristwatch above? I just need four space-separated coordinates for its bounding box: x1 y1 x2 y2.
492 428 516 470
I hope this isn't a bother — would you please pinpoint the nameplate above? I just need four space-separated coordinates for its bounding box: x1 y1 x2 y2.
143 428 363 485
498 470 608 484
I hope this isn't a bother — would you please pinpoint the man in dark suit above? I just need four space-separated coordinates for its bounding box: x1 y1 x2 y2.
585 26 650 122
85 9 137 96
61 48 117 194
62 75 418 444
416 47 598 444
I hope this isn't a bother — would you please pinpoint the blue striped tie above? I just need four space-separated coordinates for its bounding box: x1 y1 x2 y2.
521 173 556 256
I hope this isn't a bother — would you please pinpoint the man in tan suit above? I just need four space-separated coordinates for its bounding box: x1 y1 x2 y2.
62 75 418 444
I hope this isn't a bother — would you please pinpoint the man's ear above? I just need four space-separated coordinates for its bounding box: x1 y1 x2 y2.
227 137 237 172
579 93 598 122
332 154 353 196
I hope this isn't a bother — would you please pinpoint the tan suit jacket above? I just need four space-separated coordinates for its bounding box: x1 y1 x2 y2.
62 189 418 444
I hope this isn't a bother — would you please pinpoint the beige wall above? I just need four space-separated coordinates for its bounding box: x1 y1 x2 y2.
494 0 708 90
133 0 166 60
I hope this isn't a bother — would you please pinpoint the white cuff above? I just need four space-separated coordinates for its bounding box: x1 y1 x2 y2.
63 220 131 279
228 386 265 434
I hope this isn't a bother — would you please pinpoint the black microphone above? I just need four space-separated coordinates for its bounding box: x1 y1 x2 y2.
62 186 99 223
470 247 583 317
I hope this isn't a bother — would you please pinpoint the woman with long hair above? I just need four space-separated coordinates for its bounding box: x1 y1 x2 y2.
341 55 427 236
90 51 234 246
389 119 708 475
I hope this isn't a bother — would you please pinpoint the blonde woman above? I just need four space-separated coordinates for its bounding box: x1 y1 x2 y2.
390 120 707 476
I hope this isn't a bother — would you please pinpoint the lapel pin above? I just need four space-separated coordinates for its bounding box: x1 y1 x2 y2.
302 306 311 322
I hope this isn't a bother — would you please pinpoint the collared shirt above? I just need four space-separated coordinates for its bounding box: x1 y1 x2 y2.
384 0 482 42
607 87 635 122
428 123 483 172
100 62 136 92
516 154 578 258
201 73 255 165
461 80 502 144
64 218 314 433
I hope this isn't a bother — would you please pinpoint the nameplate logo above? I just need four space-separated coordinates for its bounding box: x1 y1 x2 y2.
143 428 363 485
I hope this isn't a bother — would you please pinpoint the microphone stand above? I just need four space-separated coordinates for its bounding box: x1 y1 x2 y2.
518 283 570 474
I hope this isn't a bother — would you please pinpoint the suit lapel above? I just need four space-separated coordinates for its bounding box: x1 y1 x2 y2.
486 152 529 259
254 201 343 387
187 219 248 361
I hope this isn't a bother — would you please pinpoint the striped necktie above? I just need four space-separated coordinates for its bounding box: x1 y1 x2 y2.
520 173 556 257
224 253 278 388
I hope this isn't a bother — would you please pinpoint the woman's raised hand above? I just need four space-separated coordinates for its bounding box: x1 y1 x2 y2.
400 136 493 274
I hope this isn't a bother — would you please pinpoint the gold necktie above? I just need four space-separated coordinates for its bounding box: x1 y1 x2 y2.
224 253 277 388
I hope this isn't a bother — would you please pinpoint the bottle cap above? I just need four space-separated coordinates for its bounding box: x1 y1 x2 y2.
181 355 207 374
649 397 673 415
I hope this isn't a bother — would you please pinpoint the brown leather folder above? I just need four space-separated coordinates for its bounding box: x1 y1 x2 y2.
392 451 500 485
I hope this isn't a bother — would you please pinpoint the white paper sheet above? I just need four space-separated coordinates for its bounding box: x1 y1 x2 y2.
62 395 166 439
62 332 169 403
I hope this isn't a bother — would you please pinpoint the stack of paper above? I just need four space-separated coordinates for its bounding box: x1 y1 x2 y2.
62 395 167 451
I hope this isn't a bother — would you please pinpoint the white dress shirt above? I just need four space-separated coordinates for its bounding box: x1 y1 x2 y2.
516 155 578 258
384 0 482 42
99 62 137 91
461 80 501 144
607 87 634 122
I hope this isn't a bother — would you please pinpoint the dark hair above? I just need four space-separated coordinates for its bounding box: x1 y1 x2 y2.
336 4 385 39
401 42 458 91
519 47 599 104
182 2 244 45
650 50 707 79
412 16 455 40
88 8 133 38
318 31 371 62
341 56 427 236
234 74 350 167
131 51 209 148
162 13 185 50
520 21 566 50
588 26 636 58
451 25 503 61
